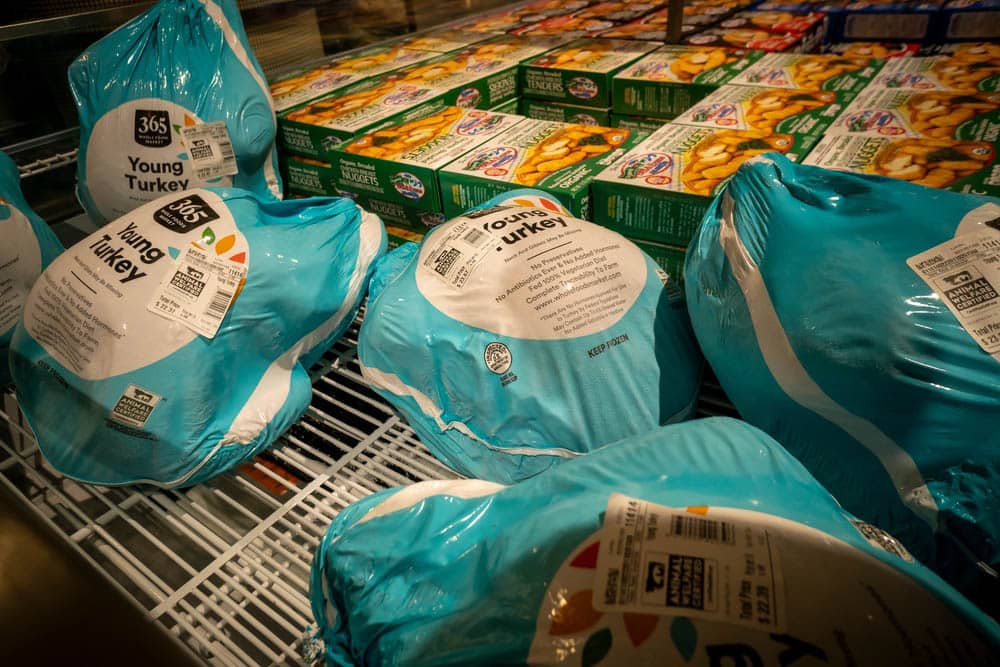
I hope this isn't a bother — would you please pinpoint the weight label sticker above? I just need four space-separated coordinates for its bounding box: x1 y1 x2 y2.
110 384 163 427
907 228 1000 355
148 246 246 338
593 494 786 632
420 219 496 289
180 122 238 180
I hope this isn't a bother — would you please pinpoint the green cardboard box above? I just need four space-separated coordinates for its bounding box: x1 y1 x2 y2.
868 55 1000 94
612 46 766 119
278 76 448 160
439 118 648 219
727 53 883 95
632 238 688 284
268 45 439 112
520 38 660 108
281 155 338 196
329 106 525 212
349 192 448 229
490 98 521 113
592 122 803 245
464 34 575 63
610 113 670 133
519 98 612 125
802 133 999 196
396 29 493 53
671 84 852 157
393 50 520 110
385 223 428 249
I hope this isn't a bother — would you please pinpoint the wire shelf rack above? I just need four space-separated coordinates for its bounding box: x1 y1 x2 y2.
0 310 736 666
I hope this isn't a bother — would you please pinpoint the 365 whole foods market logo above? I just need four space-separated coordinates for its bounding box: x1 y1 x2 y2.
391 172 426 201
385 85 429 105
456 112 505 136
843 110 905 135
464 147 518 176
154 195 247 265
620 152 673 185
690 103 738 127
569 77 599 100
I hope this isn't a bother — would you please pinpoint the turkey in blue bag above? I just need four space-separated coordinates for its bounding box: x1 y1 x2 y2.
310 417 1000 666
684 153 1000 611
0 151 63 386
10 189 384 487
69 0 282 225
357 189 701 483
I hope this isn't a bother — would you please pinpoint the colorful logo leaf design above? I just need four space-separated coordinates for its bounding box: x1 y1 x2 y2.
582 628 613 667
189 227 244 264
201 227 216 245
168 246 180 260
623 613 658 648
549 590 603 636
670 616 697 662
570 541 600 569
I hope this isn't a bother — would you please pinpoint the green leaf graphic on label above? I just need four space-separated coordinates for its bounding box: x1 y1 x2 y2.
670 616 697 662
201 227 216 245
582 628 612 667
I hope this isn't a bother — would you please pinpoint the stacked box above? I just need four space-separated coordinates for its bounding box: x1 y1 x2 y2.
727 52 883 94
938 0 1000 41
347 192 449 229
610 113 671 132
612 46 766 119
438 119 647 218
632 238 688 283
591 123 801 244
329 107 525 213
825 41 922 57
520 39 659 108
455 0 594 34
718 10 829 51
684 28 808 52
396 29 492 53
511 15 621 39
868 54 1000 92
393 50 521 110
823 0 944 43
572 1 665 22
519 98 612 125
806 87 999 193
672 84 852 155
386 224 428 249
278 76 448 160
491 98 521 114
464 34 576 63
282 155 338 196
598 10 703 41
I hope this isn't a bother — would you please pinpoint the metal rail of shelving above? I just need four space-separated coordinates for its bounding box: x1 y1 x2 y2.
0 308 735 667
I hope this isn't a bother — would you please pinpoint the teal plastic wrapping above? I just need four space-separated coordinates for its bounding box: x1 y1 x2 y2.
310 417 1000 666
684 153 1000 612
69 0 282 225
0 151 63 386
357 189 701 483
11 189 384 487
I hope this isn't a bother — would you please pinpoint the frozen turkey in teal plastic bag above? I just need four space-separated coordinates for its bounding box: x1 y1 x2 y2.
357 189 701 483
0 151 63 386
10 189 384 487
309 417 1000 666
69 0 282 225
684 153 1000 613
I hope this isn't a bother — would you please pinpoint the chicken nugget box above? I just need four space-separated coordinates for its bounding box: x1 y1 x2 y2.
869 54 1000 92
490 98 521 114
825 0 944 43
438 119 647 218
278 76 449 160
385 223 428 249
803 133 999 194
683 28 808 52
572 1 664 22
329 107 525 213
717 10 829 51
610 113 671 132
396 29 492 53
825 41 922 57
510 15 620 40
827 87 1000 139
394 51 520 110
598 10 702 41
939 0 1000 41
612 46 766 119
591 123 802 244
727 52 883 94
631 238 688 282
349 192 448 229
457 0 594 33
520 38 660 108
281 155 338 196
464 34 576 63
519 98 612 126
673 84 851 155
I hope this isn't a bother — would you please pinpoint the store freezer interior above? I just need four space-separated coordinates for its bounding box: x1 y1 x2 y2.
0 1 999 665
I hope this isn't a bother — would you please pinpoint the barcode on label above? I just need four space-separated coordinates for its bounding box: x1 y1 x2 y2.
604 568 620 605
218 140 234 160
462 228 486 245
668 515 736 544
205 288 234 320
433 247 462 277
